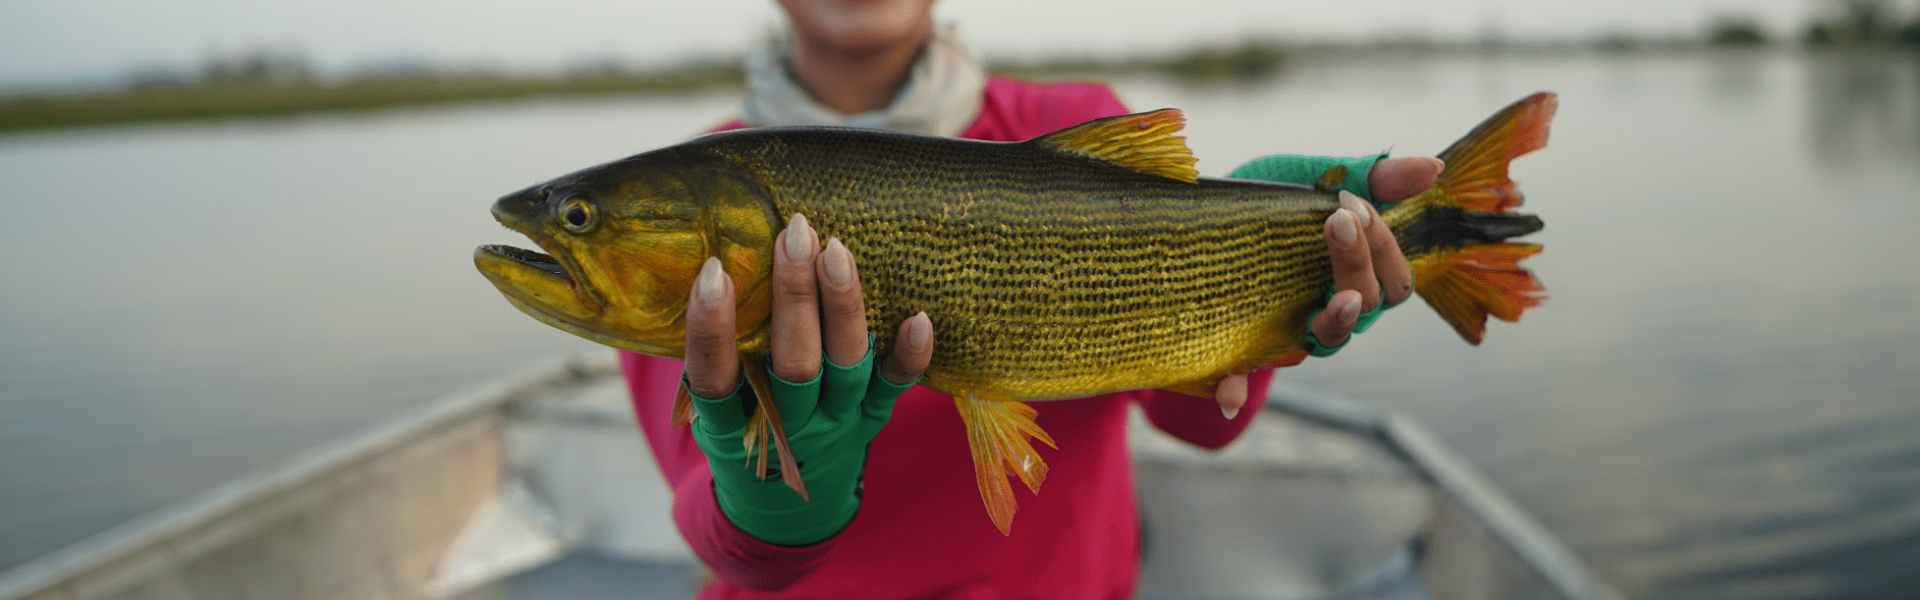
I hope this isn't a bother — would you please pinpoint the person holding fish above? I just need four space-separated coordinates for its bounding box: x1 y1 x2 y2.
613 0 1466 597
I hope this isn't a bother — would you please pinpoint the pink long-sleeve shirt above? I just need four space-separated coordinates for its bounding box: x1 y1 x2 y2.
623 76 1275 599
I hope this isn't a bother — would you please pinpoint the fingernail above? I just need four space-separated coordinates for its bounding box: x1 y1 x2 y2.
1223 405 1240 420
822 237 853 288
1340 297 1362 327
1340 191 1372 228
696 257 725 302
1331 209 1358 245
906 312 931 353
785 213 812 263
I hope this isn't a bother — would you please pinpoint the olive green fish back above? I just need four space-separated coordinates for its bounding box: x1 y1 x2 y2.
695 126 1342 401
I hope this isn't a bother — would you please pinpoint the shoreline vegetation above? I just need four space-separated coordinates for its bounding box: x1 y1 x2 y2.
0 44 1296 136
6 8 1919 137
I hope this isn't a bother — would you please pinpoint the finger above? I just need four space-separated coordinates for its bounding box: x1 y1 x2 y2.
1311 289 1365 350
878 312 933 386
769 213 823 383
1358 199 1416 305
1329 193 1381 311
685 257 744 411
1367 157 1444 203
1215 373 1248 420
817 237 871 367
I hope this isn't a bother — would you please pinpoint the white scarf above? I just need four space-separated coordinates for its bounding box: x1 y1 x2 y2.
742 24 987 136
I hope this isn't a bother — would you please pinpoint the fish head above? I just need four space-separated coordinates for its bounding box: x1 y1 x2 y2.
475 149 780 358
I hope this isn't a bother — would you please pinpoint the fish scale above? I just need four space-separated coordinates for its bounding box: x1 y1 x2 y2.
474 92 1556 535
737 131 1338 399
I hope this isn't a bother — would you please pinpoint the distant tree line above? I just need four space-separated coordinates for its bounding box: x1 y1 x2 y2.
1702 0 1920 48
97 2 1920 94
11 3 1920 136
1801 0 1920 46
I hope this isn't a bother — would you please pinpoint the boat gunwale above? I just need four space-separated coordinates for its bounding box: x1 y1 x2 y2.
0 355 1623 600
1263 378 1626 600
0 352 618 600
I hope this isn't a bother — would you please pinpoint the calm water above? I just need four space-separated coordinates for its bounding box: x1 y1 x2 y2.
3 50 1918 599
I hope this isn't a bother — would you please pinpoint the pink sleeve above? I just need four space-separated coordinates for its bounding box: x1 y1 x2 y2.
1136 369 1275 450
1013 79 1130 132
621 351 836 591
965 77 1131 141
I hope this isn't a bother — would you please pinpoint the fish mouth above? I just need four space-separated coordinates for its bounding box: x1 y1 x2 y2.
477 243 572 284
473 238 605 329
474 241 680 356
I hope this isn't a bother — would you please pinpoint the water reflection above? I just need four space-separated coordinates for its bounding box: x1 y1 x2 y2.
1703 50 1767 103
0 94 737 569
1122 50 1920 599
3 52 1920 599
1805 49 1920 163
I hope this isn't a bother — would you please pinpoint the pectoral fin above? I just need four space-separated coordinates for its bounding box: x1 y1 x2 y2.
739 353 809 502
671 384 696 429
955 392 1057 535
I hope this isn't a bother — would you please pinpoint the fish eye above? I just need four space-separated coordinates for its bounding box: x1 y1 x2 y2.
559 197 595 233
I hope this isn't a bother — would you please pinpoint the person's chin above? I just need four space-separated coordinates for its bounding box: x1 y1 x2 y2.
785 0 934 50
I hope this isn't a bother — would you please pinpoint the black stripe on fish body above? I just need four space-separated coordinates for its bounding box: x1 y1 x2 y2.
686 127 1363 398
1395 205 1547 257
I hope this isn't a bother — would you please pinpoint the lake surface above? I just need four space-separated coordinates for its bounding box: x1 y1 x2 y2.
3 49 1918 599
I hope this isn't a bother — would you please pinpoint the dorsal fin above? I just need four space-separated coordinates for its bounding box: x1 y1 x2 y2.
1028 109 1200 183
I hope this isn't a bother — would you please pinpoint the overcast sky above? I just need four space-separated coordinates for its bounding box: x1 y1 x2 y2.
0 0 1870 89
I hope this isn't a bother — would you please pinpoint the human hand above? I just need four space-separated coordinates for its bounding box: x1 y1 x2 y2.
1307 157 1434 350
685 212 933 399
1213 156 1439 419
681 213 934 546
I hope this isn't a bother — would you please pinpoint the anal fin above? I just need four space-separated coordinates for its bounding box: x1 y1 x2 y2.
954 393 1057 535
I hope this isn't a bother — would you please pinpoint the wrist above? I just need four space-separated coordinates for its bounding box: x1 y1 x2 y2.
688 343 900 547
708 458 862 546
698 407 866 545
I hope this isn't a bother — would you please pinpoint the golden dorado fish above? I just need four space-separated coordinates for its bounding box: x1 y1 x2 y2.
475 92 1557 534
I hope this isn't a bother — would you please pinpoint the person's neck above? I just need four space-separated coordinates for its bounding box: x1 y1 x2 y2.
786 25 930 115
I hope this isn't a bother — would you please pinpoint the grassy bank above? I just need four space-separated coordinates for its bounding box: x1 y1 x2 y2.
0 45 1292 136
0 65 744 135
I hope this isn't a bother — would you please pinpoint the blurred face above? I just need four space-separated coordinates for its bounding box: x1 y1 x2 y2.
777 0 937 53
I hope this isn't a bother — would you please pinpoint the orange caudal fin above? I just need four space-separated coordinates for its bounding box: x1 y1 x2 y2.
1412 242 1545 345
955 393 1058 535
1432 92 1557 212
1409 92 1556 345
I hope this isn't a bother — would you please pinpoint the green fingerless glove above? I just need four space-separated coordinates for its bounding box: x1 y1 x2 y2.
687 341 917 546
1229 152 1399 357
1227 152 1388 201
1305 288 1405 357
